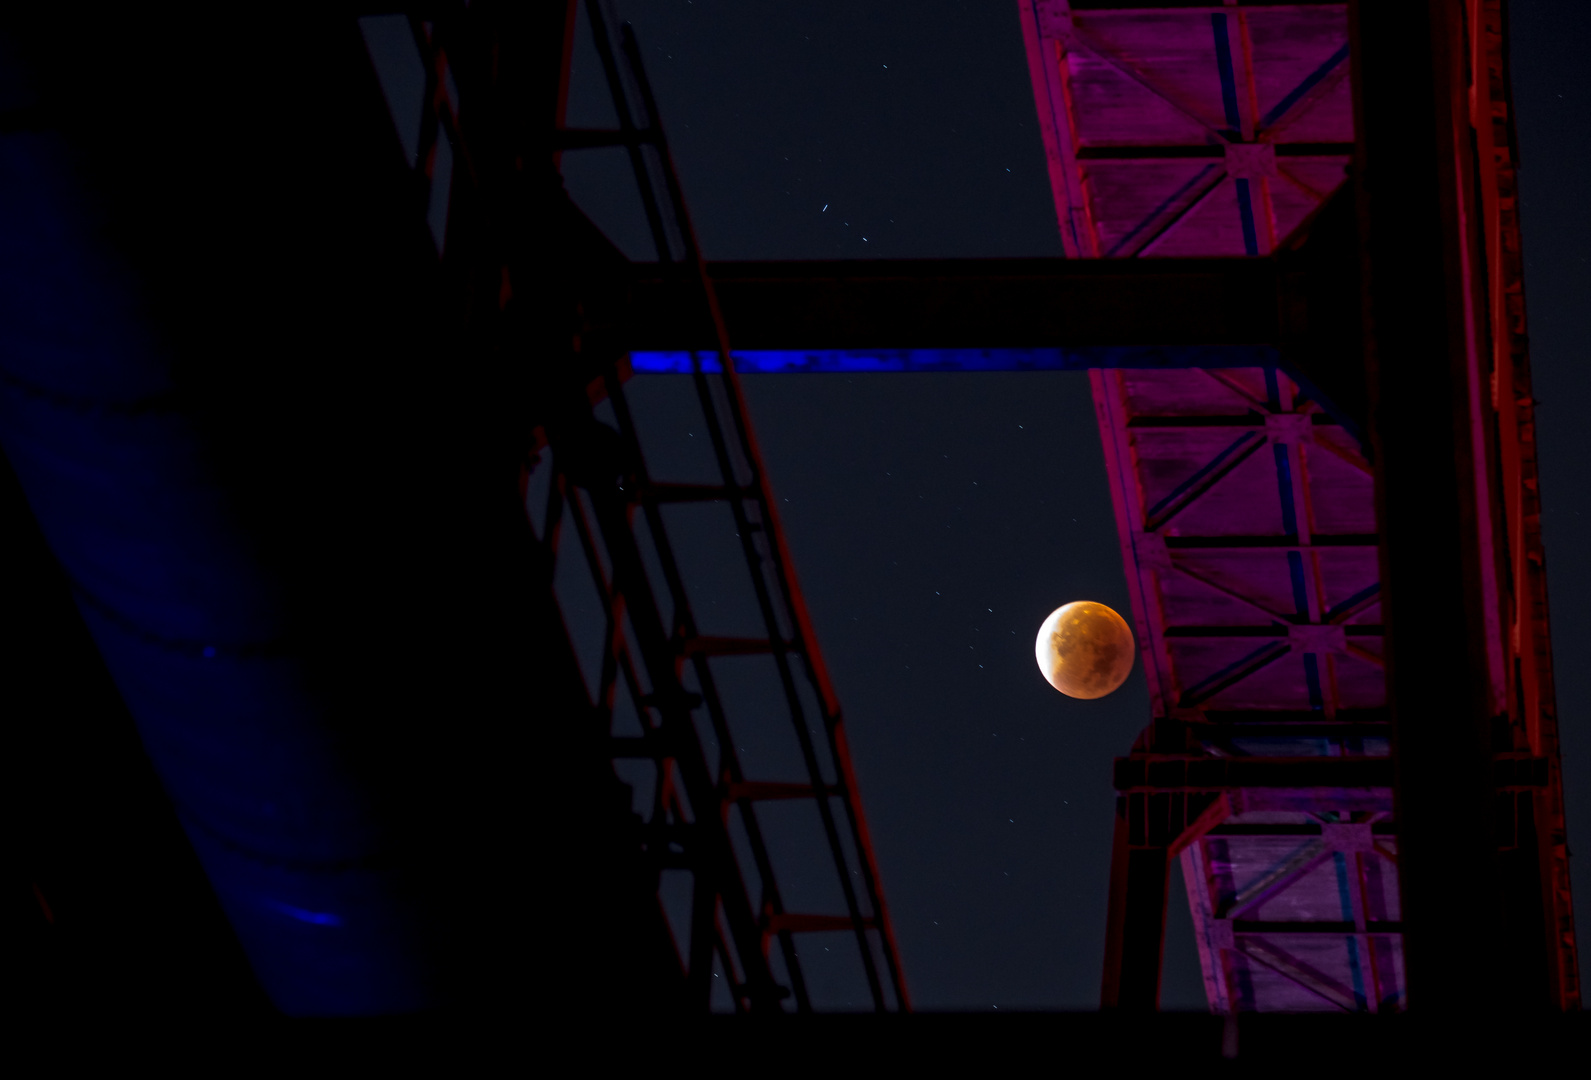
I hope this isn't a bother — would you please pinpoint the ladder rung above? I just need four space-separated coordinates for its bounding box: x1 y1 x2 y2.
680 636 790 657
726 781 819 802
644 482 741 503
764 914 874 935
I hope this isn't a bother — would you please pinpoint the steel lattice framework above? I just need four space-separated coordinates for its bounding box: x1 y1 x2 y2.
362 0 908 1012
4 0 1576 1026
1020 0 1576 1013
348 0 1574 1017
1092 360 1408 1012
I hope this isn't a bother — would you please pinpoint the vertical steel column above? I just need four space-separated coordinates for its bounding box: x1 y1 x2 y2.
1101 722 1187 1010
1349 0 1504 1009
1100 796 1170 1010
1467 0 1579 1010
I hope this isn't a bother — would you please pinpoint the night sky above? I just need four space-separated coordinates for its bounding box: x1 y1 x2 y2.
563 0 1590 1009
1511 0 1591 979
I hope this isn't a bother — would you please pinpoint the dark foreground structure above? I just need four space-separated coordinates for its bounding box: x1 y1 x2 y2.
2 0 1577 1047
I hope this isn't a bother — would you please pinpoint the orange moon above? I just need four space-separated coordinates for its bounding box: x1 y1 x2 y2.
1034 601 1136 699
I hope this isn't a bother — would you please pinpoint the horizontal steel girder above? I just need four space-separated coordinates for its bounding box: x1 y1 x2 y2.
628 258 1286 350
1113 754 1550 792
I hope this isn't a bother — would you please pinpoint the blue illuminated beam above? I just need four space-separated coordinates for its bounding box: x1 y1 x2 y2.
629 346 1281 375
631 346 1367 453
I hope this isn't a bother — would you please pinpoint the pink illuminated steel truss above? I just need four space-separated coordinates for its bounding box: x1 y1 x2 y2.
1023 1 1394 1013
1022 0 1352 259
1022 0 1574 1014
1094 361 1401 1012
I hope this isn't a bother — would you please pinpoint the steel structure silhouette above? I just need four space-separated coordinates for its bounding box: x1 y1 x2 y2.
3 0 1575 1026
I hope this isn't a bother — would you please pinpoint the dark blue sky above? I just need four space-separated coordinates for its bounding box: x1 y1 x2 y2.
563 0 1590 1009
1510 0 1591 969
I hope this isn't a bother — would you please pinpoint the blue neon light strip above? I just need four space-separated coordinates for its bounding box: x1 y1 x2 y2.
1324 581 1380 623
1236 178 1260 256
1277 448 1301 540
629 346 1282 375
1304 652 1324 711
1105 163 1220 257
1147 430 1263 523
1334 852 1370 1011
1178 639 1291 708
1260 43 1351 130
1211 14 1244 136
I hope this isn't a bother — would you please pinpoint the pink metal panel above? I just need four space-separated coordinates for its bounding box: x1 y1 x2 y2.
1091 367 1173 718
1018 1 1094 256
1242 8 1353 125
1020 1 1351 258
1141 178 1258 257
1181 808 1404 1012
1097 347 1396 1001
1023 3 1409 1013
1093 362 1391 719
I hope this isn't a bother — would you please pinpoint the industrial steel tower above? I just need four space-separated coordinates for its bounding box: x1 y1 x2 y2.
2 0 1576 1037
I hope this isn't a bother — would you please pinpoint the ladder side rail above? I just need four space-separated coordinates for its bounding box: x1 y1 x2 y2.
604 14 910 1011
600 368 817 1012
408 2 789 1011
604 19 893 1008
444 3 793 1011
557 416 785 1010
689 349 911 1006
691 335 910 1007
524 1 815 1009
584 0 679 265
682 362 890 1009
584 0 886 1007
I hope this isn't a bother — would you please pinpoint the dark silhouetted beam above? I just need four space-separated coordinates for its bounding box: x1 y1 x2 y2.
629 258 1282 350
1350 0 1520 1011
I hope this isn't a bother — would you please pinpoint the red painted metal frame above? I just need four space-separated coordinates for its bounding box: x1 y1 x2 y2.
559 1 908 1010
1023 0 1576 1012
374 0 1576 1015
559 3 906 1011
1020 1 1353 260
1027 0 1396 1014
1464 0 1578 1009
1091 360 1401 1012
374 0 910 1012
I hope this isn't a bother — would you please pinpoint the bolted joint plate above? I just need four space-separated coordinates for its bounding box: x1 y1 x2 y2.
1264 411 1313 444
1289 623 1346 653
1320 821 1377 852
1226 142 1278 180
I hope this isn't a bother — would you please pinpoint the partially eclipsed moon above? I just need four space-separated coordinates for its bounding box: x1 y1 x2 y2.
1035 601 1136 699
